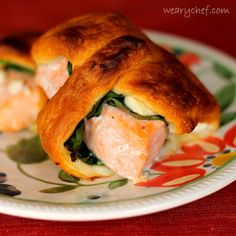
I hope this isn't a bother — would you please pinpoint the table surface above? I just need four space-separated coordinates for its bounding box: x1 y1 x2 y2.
1 0 235 235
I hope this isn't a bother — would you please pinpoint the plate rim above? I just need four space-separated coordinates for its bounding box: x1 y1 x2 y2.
1 159 235 221
0 30 235 221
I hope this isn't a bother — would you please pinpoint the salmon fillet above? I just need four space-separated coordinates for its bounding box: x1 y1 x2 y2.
0 69 41 131
84 104 167 181
35 57 68 98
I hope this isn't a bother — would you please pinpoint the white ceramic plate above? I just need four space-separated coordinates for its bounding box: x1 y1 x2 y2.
0 31 235 221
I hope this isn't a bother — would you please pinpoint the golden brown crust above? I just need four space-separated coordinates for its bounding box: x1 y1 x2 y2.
31 12 146 66
36 12 219 179
0 32 40 70
113 44 220 133
36 86 48 112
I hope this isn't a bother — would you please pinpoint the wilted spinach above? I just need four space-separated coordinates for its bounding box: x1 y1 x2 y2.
0 60 34 74
88 91 165 122
67 61 73 76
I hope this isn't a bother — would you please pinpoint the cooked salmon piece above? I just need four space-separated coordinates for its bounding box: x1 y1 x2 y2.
84 104 167 182
35 57 69 98
0 69 44 131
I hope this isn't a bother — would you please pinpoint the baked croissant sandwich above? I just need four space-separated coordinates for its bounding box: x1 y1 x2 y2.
32 12 220 182
0 32 47 132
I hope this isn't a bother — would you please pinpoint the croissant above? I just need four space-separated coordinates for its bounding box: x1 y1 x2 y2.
0 32 47 131
32 12 219 182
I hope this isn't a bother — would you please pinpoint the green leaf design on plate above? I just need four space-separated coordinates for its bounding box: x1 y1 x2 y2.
6 136 48 164
108 179 128 190
58 170 80 183
214 83 236 111
40 185 77 193
213 63 235 80
220 112 236 126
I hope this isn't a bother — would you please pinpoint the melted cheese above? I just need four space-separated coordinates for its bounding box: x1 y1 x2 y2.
0 70 6 85
124 96 156 116
9 80 24 95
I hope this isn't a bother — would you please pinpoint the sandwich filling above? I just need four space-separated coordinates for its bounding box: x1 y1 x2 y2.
35 57 69 98
0 61 40 131
37 59 169 181
65 91 168 181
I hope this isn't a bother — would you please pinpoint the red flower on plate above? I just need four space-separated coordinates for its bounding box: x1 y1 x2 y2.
137 167 205 188
152 153 205 172
137 124 235 188
179 53 201 67
137 153 206 187
181 137 225 155
224 124 236 147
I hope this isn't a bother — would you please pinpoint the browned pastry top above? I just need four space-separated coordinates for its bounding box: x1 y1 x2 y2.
32 12 146 66
0 32 40 70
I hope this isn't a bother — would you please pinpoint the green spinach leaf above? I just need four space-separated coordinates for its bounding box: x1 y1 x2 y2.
75 142 104 165
64 120 103 165
64 120 85 152
0 60 34 74
67 61 72 76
